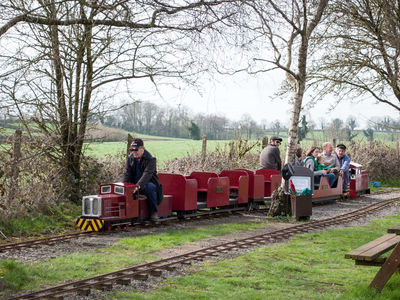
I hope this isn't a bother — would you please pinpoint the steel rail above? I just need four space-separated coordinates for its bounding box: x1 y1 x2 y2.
8 197 400 300
0 231 94 252
2 190 391 252
0 206 258 253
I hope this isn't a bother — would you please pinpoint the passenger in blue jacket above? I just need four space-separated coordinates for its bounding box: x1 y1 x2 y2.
335 144 351 192
123 138 163 221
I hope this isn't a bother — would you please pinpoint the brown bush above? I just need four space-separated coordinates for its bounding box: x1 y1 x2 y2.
346 140 400 180
161 139 260 175
0 135 126 219
1 135 398 219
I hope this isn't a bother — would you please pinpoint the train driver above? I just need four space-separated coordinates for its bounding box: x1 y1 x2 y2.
122 138 163 221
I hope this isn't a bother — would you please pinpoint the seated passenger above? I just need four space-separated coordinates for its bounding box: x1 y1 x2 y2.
260 136 282 170
303 146 336 188
321 142 340 185
335 143 351 192
315 155 325 170
294 147 303 166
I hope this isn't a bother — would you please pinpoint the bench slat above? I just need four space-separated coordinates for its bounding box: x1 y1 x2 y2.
388 224 400 235
345 234 400 261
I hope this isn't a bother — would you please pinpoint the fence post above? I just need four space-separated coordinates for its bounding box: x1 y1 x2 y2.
332 138 336 148
262 136 268 149
9 129 22 204
201 135 207 163
397 140 399 159
127 134 134 156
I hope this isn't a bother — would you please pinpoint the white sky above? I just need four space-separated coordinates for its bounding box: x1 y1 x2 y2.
139 70 398 130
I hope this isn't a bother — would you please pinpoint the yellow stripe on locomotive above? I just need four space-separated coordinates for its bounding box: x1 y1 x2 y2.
75 217 104 232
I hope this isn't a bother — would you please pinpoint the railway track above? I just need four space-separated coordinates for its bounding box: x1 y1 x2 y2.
9 196 400 300
0 232 94 252
5 190 396 253
0 207 257 253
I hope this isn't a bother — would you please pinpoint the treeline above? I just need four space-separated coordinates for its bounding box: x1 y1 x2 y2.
95 101 400 142
97 102 273 140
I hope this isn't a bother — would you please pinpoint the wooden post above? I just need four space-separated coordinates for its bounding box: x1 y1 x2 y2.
396 140 399 159
262 136 268 149
201 136 207 163
332 138 336 148
127 134 134 156
9 129 22 204
370 242 400 291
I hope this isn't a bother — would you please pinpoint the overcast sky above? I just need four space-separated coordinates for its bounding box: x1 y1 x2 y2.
132 68 397 130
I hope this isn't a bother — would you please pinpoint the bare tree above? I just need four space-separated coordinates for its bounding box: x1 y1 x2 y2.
228 0 330 216
271 120 282 136
229 0 329 165
317 0 400 112
325 118 344 141
344 117 358 141
0 0 235 202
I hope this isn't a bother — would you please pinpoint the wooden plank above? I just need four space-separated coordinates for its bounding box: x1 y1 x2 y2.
355 257 386 267
345 234 397 259
362 236 400 261
345 234 400 260
387 224 400 235
370 242 400 291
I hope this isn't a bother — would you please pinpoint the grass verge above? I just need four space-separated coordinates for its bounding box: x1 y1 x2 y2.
110 213 400 300
0 219 272 296
0 203 80 238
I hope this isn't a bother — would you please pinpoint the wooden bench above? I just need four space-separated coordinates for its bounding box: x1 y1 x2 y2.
346 229 400 291
345 234 400 266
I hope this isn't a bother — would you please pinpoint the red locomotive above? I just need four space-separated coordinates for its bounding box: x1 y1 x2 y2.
75 163 370 231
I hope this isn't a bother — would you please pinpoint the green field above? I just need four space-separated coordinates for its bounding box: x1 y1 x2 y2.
83 139 235 162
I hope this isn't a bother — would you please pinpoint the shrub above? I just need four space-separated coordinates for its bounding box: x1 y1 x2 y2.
347 140 400 180
161 139 260 174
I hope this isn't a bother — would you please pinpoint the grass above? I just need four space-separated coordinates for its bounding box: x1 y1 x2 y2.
109 213 400 300
83 139 233 162
0 203 80 237
0 219 272 296
3 209 400 299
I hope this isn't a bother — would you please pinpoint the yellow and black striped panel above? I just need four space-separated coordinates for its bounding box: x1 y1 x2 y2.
75 217 104 232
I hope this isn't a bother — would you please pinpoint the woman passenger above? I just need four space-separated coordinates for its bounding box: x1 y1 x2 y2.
303 146 336 188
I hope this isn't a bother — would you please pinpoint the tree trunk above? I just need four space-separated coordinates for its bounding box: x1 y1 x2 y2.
8 129 22 205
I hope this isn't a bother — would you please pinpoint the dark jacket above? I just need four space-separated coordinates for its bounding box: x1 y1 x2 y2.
259 144 282 170
122 149 163 204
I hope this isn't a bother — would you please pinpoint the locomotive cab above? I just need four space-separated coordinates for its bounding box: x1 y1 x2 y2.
349 162 370 198
76 182 138 231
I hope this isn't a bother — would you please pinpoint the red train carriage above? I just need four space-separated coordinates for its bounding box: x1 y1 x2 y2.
255 169 282 200
158 173 198 214
76 162 370 231
234 169 265 202
186 171 230 209
219 170 249 205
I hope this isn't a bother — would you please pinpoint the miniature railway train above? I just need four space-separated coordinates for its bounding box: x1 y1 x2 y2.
75 163 370 231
